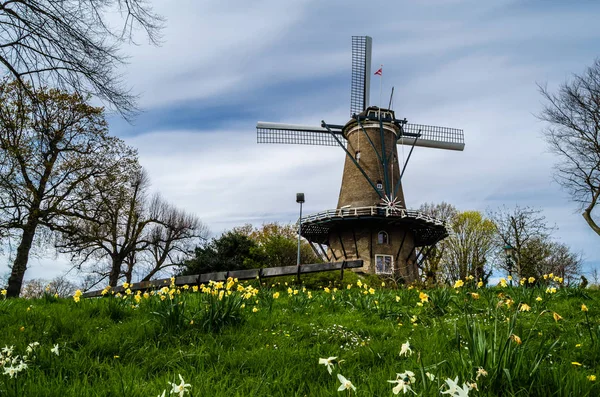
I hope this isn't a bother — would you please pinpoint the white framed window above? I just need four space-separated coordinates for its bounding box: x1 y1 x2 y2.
375 254 393 275
355 150 361 162
376 180 383 190
377 231 388 244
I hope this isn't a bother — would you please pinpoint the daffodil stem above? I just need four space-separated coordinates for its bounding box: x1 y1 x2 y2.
585 312 595 346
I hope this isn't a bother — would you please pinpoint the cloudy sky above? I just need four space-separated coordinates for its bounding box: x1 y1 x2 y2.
13 0 600 282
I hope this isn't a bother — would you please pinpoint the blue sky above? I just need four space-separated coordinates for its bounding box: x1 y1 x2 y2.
14 0 600 281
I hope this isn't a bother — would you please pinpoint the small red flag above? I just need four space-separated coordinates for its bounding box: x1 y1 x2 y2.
374 67 382 76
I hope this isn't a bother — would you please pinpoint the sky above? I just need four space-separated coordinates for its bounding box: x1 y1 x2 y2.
8 0 600 283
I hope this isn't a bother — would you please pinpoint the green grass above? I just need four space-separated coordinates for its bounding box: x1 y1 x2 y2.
0 277 599 396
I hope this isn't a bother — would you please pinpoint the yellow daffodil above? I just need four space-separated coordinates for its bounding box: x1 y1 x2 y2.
273 292 280 299
369 288 375 295
122 282 129 289
572 362 583 366
553 312 562 322
252 307 259 313
477 281 483 288
510 334 522 345
395 295 400 302
419 291 429 302
528 277 535 284
356 280 362 287
536 296 542 302
471 292 480 300
453 280 464 288
576 343 582 348
499 278 507 288
519 279 525 286
582 304 589 312
519 303 531 312
587 375 596 382
508 275 513 281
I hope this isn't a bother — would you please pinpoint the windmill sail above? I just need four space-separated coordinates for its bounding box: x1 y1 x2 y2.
350 36 372 116
256 122 344 146
256 121 464 150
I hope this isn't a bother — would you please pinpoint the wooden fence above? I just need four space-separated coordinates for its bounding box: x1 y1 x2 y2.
82 259 364 298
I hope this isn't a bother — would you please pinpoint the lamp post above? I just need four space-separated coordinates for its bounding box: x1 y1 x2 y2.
503 244 515 286
296 193 305 278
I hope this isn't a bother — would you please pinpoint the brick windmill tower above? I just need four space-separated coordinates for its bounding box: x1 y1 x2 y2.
256 37 465 282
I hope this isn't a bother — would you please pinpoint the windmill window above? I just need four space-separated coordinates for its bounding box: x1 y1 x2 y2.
375 254 393 275
355 150 361 162
376 180 383 190
377 231 388 244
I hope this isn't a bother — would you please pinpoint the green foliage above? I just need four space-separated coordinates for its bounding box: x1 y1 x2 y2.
180 222 322 276
180 231 266 275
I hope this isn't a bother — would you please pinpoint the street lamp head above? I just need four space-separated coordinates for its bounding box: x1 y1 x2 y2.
503 244 514 257
296 193 305 203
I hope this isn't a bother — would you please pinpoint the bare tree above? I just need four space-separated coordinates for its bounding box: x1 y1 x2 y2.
0 0 163 118
138 202 208 281
57 168 158 287
489 206 553 279
538 60 600 237
21 276 77 298
418 202 458 285
0 80 137 297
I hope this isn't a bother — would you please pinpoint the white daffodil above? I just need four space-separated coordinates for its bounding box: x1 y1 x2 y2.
1 345 13 356
26 342 40 354
337 373 356 392
441 377 470 397
397 370 416 384
319 356 338 375
475 367 488 380
426 372 435 381
388 378 415 395
170 374 191 397
399 341 412 357
50 344 59 356
157 390 166 397
3 366 17 378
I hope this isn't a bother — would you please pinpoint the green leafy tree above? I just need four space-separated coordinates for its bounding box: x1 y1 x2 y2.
179 231 267 276
235 222 320 267
0 80 136 297
443 211 496 282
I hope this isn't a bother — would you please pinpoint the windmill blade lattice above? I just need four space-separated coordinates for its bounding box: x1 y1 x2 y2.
350 36 372 116
256 122 344 146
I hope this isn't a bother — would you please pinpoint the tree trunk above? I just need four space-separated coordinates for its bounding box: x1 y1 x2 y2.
582 190 600 236
6 222 39 298
108 255 123 287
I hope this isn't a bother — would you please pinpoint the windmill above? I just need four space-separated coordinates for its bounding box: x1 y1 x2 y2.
256 36 465 282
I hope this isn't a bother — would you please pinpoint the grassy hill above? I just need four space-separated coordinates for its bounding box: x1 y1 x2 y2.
0 275 598 396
